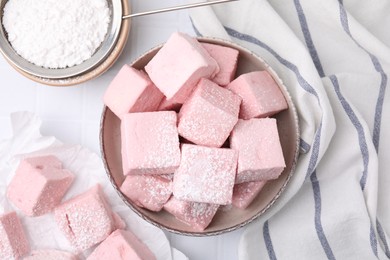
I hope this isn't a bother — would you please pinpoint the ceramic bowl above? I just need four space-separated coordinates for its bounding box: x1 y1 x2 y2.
100 37 300 236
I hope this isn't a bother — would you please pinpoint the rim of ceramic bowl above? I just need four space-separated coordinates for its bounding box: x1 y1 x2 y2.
100 37 300 236
0 0 130 85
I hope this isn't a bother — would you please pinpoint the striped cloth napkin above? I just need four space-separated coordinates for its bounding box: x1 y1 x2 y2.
190 0 390 259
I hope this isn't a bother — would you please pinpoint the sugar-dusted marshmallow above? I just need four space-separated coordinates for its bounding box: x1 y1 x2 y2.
87 229 156 260
104 65 164 118
232 181 266 209
178 78 241 147
230 118 285 183
54 184 124 251
173 144 238 205
25 249 78 260
227 71 288 119
145 32 219 104
164 196 219 231
121 111 181 175
201 43 239 86
0 211 30 259
120 174 172 212
7 155 74 216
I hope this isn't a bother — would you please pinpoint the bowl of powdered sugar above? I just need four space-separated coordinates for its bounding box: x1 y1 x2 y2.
0 0 131 86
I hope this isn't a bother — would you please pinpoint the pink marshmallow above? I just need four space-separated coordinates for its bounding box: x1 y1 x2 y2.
0 211 30 259
120 174 172 212
7 155 74 216
104 65 164 119
178 78 241 147
164 196 219 231
227 71 288 119
145 32 219 104
232 181 266 209
121 111 181 175
201 43 239 86
87 229 156 260
54 184 124 251
25 249 78 260
173 144 238 205
230 118 286 183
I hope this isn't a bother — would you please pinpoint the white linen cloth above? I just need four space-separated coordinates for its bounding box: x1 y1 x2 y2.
190 0 390 259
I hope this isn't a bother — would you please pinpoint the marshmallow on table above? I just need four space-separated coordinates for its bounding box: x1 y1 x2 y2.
87 229 156 260
104 65 164 119
178 78 241 148
173 144 238 205
7 155 74 217
232 181 267 209
120 174 172 212
0 211 30 259
121 111 181 175
25 249 78 260
227 71 288 119
230 118 285 184
54 184 124 251
145 32 219 104
201 43 239 86
164 196 219 231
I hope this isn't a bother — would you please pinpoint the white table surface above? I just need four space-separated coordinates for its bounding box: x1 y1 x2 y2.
0 1 244 259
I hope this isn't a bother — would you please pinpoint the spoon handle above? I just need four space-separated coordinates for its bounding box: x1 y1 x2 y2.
123 0 238 19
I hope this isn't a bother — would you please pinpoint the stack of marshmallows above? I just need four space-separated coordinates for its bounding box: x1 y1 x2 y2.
104 32 288 232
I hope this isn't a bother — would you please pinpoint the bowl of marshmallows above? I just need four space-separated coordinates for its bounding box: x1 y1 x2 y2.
100 32 300 236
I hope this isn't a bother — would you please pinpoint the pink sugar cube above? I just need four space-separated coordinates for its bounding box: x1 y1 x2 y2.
145 32 219 104
232 181 266 209
230 118 286 183
7 155 74 216
121 111 181 175
104 65 164 119
87 229 156 260
120 174 172 212
25 249 78 260
164 196 219 231
173 144 238 205
201 43 239 86
0 211 30 259
178 78 241 147
54 184 124 251
226 71 288 119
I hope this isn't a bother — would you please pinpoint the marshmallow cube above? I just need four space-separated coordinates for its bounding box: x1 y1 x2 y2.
0 211 30 259
164 196 219 231
54 184 124 251
104 65 164 118
227 71 288 119
121 111 181 175
178 78 241 148
120 174 172 212
232 181 267 209
173 144 238 205
230 118 285 183
201 43 239 86
87 229 156 260
157 97 182 112
25 250 78 260
7 155 74 216
145 32 219 104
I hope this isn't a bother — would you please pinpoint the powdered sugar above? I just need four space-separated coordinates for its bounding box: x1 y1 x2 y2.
2 0 110 69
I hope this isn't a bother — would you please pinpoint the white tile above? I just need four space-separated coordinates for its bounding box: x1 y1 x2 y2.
81 121 101 155
170 234 219 260
40 119 82 145
37 84 83 121
0 117 12 140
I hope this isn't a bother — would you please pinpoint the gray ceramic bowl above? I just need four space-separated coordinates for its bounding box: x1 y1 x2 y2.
100 37 300 236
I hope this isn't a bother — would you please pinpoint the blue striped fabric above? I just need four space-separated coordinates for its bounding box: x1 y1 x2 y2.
189 0 390 259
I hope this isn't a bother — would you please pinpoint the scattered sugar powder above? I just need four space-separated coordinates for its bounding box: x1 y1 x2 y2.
2 0 110 69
